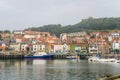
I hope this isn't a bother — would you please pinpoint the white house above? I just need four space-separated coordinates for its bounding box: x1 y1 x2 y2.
24 34 35 39
110 32 120 38
21 43 28 52
60 33 67 42
0 41 6 53
63 44 70 52
32 43 45 52
16 38 22 43
112 39 120 50
10 43 21 52
52 44 64 53
13 30 23 35
88 44 99 54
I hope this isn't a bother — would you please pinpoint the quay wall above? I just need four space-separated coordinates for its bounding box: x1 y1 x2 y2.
53 54 87 59
0 53 120 60
53 54 67 59
0 54 84 60
0 54 24 60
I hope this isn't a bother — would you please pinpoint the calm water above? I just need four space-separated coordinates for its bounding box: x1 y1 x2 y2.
0 59 120 80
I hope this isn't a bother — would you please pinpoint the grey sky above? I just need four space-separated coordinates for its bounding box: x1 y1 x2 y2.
0 0 120 31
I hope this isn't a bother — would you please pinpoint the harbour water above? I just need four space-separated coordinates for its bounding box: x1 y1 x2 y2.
0 59 120 80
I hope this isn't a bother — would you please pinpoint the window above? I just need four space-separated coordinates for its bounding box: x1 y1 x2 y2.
45 34 47 37
0 49 2 51
34 48 36 51
40 48 42 50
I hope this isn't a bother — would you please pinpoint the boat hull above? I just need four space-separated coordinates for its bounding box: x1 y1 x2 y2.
88 56 116 62
24 55 54 59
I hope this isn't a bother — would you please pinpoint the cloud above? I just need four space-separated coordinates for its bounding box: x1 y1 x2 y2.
0 1 13 11
0 0 120 30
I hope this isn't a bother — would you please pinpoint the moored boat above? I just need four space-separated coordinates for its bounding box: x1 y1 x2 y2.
24 52 54 59
88 56 116 62
115 59 120 63
88 56 100 62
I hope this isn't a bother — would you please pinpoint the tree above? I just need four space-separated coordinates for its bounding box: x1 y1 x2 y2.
4 30 11 33
26 17 120 36
0 34 2 40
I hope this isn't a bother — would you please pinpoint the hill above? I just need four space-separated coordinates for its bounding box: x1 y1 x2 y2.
26 17 120 37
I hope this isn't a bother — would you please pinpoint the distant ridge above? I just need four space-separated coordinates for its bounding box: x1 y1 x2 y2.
25 17 120 37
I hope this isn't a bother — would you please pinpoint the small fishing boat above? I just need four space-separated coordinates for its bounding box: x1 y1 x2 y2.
24 52 54 59
88 56 100 62
115 59 120 63
88 56 116 62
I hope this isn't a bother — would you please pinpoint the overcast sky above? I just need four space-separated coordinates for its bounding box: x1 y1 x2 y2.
0 0 120 31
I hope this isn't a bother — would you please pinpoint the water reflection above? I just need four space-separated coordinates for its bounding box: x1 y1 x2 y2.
0 60 120 80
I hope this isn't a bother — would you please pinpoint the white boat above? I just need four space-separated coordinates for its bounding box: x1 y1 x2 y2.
88 56 100 62
99 58 116 62
115 59 120 63
88 56 116 62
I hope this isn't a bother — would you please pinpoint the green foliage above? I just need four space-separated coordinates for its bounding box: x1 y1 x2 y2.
0 34 2 40
0 31 3 33
27 17 120 37
0 30 11 33
4 30 11 33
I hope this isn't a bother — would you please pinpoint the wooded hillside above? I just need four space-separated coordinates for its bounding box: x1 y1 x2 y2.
26 17 120 37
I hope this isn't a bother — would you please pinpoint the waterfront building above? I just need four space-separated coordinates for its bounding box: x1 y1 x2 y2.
63 43 70 52
0 41 6 54
51 44 64 53
97 39 110 54
88 38 110 54
88 44 99 54
111 38 120 53
9 43 21 52
70 44 88 54
20 43 28 53
32 42 45 52
7 30 120 55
